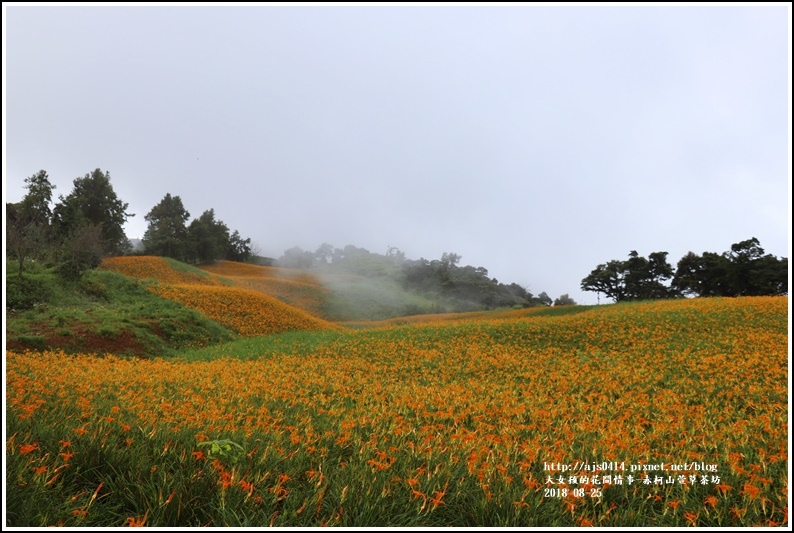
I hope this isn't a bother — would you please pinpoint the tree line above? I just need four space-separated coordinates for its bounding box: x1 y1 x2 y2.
581 238 788 302
9 169 784 307
6 169 253 279
141 193 252 264
278 243 577 310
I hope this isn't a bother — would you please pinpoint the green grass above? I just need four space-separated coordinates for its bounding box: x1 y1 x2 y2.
176 328 350 362
163 258 234 285
5 267 235 357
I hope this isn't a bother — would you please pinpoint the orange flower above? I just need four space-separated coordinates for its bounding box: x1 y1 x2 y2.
18 443 38 454
741 483 761 500
124 513 148 527
714 483 732 495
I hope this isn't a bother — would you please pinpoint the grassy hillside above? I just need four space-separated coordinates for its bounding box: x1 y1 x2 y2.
5 261 234 357
6 296 788 527
6 257 342 357
101 257 340 337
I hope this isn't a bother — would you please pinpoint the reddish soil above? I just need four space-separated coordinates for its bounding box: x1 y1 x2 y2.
6 323 154 358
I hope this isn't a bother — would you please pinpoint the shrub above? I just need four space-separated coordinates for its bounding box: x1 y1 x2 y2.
5 275 52 311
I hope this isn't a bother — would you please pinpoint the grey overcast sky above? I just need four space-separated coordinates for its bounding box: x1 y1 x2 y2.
3 4 791 305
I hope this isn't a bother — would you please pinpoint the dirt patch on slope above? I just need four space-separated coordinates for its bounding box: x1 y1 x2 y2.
6 324 154 358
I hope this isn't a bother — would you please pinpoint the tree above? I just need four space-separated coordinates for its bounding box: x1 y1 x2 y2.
643 251 675 298
441 252 462 267
581 260 627 302
227 230 252 262
187 209 231 263
20 170 56 228
620 250 674 299
5 171 57 275
505 283 531 301
554 294 577 306
727 237 766 296
748 253 788 296
385 246 406 264
55 223 106 280
278 246 314 269
672 251 731 297
52 169 133 255
6 202 44 276
142 193 191 260
672 238 787 297
582 251 674 302
536 291 553 306
671 252 706 297
314 243 335 265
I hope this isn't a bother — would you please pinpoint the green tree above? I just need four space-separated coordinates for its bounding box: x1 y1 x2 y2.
441 252 462 267
672 252 706 297
643 251 674 298
314 243 335 265
748 253 788 296
52 169 133 255
6 202 44 276
583 251 674 302
278 246 314 269
672 239 787 297
623 251 649 299
187 209 230 263
142 193 191 260
55 223 106 280
227 230 252 262
6 170 57 275
20 170 56 228
726 237 766 296
536 291 553 306
554 294 576 306
672 251 732 297
581 260 627 302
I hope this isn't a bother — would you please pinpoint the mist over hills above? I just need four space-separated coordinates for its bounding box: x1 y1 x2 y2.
271 243 559 320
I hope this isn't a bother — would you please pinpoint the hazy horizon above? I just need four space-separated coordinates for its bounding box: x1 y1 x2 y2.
4 4 791 304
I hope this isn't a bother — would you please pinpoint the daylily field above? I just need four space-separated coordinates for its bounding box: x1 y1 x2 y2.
5 257 789 527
